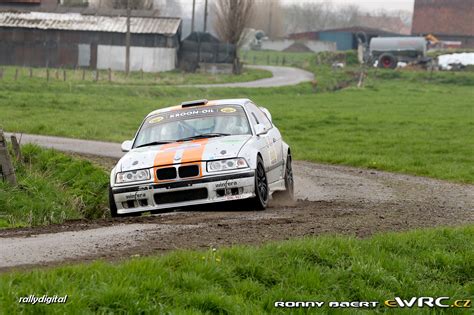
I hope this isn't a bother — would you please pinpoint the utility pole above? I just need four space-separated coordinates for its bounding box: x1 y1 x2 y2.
0 130 17 186
268 1 273 39
125 0 131 76
203 0 208 32
191 0 196 33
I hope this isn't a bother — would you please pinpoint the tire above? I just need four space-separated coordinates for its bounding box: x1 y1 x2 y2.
249 155 269 210
109 185 120 218
273 153 295 201
109 186 140 218
378 53 398 69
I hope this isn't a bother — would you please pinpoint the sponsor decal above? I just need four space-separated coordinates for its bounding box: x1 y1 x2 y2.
148 116 164 124
220 107 237 113
215 181 238 189
146 105 244 125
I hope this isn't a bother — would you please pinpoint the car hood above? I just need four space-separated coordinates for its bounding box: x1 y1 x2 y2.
117 135 252 172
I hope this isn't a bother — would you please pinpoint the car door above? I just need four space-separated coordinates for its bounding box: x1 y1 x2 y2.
255 107 284 183
247 103 282 184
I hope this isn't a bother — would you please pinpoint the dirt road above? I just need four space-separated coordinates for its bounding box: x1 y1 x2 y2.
1 137 472 270
183 65 314 88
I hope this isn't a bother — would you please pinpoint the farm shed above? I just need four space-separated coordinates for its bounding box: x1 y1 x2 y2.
289 27 404 51
178 32 235 72
0 11 182 72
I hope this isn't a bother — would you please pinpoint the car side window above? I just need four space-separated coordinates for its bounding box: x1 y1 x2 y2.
250 112 259 125
257 109 272 130
247 102 272 131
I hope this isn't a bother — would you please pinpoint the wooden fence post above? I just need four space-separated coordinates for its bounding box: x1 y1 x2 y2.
0 68 3 80
29 68 33 78
82 69 86 81
108 68 112 82
63 69 67 81
14 68 19 80
46 68 50 82
10 135 22 161
0 130 17 186
55 69 59 80
95 70 99 82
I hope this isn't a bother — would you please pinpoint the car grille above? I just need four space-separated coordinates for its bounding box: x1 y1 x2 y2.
154 188 208 205
179 165 200 178
156 164 200 181
156 167 177 180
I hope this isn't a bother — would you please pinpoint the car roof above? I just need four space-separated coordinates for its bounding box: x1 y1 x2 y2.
146 98 252 118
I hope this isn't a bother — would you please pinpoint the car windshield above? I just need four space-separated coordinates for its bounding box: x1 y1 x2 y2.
134 105 251 148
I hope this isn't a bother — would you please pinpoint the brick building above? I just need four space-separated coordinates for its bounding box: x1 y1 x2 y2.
412 0 474 47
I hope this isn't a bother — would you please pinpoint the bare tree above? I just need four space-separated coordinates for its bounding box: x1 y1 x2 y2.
283 2 412 35
213 0 254 73
284 2 334 33
248 0 284 39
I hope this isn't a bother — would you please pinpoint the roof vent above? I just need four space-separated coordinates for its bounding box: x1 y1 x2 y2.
181 99 208 108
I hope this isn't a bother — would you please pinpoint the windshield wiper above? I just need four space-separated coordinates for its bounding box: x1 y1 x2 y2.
135 140 173 149
176 133 231 142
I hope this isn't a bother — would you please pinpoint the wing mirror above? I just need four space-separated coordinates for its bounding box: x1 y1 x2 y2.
121 140 133 152
254 124 267 136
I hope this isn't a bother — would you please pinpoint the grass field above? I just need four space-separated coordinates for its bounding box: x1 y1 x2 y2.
241 50 315 68
0 67 472 183
1 225 472 314
0 66 272 86
0 145 108 228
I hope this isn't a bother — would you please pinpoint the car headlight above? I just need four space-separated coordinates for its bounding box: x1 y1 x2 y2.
116 169 151 184
207 158 248 172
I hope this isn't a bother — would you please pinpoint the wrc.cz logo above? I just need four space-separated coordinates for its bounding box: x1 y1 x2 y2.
384 297 471 308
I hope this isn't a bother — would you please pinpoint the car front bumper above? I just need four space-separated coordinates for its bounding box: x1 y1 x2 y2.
111 170 255 214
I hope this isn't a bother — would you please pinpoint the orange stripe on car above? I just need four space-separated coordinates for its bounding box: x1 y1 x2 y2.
181 139 208 164
153 143 182 182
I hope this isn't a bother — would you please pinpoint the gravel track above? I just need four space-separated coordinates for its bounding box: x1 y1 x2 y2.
1 134 472 271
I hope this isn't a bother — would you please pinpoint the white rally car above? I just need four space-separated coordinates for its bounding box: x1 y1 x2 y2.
109 99 294 217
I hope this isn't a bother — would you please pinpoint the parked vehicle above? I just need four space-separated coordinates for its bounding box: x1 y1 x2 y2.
369 37 428 69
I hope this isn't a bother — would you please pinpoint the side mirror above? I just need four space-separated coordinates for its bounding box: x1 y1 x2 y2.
121 140 133 152
254 124 267 136
259 107 272 122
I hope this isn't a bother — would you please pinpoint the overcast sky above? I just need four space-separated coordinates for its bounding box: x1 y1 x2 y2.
176 0 415 13
280 0 415 12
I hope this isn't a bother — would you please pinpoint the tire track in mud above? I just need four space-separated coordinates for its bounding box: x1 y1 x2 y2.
0 135 472 270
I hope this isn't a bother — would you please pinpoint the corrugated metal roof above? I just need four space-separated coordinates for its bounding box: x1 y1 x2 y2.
0 11 181 35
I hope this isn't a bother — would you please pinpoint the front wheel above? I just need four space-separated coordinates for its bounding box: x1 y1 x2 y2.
109 186 140 218
109 186 121 218
249 156 269 210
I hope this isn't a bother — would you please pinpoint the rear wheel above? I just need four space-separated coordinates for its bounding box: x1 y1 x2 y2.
273 153 294 201
249 156 268 210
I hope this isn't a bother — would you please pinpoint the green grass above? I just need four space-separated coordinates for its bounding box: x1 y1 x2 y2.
240 50 315 68
0 66 272 86
1 67 472 183
1 225 472 314
0 145 108 228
